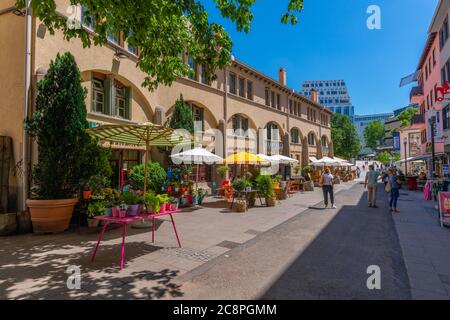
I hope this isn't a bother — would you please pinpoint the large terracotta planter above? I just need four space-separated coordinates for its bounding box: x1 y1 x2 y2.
26 198 78 234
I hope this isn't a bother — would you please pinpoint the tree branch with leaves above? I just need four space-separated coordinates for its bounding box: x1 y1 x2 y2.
17 0 304 91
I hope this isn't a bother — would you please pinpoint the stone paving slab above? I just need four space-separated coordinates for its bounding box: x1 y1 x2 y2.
0 181 355 299
390 186 450 300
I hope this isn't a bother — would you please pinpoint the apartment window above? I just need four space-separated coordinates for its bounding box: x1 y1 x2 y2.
443 106 450 130
92 79 104 113
232 115 249 136
107 29 119 45
115 86 127 118
238 77 245 97
307 132 316 146
429 57 432 73
321 136 328 147
271 91 275 108
291 128 300 144
200 64 209 85
81 6 95 30
191 104 204 132
440 18 449 49
276 93 281 110
246 81 253 100
229 73 237 94
427 94 430 110
267 122 279 141
289 100 293 114
433 49 436 66
425 65 429 81
265 88 270 106
188 56 197 81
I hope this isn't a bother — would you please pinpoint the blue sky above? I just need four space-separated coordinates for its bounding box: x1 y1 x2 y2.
203 0 439 116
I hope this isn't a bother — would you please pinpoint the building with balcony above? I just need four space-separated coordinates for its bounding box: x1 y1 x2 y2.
0 0 332 205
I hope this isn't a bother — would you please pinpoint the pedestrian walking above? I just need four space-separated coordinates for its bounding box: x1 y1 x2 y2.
387 169 401 213
320 168 336 209
364 165 381 208
356 167 361 178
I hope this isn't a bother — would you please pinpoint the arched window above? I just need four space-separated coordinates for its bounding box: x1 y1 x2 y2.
232 114 249 137
290 128 300 144
321 136 328 147
187 102 204 132
308 132 316 146
267 122 279 141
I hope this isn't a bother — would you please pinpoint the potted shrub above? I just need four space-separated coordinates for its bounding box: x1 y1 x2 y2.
293 165 302 176
120 190 141 216
302 166 314 191
25 53 94 233
86 201 105 228
217 166 229 183
100 188 120 216
129 162 167 192
273 175 282 189
256 175 277 207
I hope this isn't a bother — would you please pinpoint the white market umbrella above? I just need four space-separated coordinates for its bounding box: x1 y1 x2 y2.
268 154 300 164
311 157 341 167
170 147 223 182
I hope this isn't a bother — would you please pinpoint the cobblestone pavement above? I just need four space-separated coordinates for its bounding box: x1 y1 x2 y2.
0 181 355 300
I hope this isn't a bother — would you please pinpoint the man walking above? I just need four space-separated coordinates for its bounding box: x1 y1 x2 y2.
364 165 381 208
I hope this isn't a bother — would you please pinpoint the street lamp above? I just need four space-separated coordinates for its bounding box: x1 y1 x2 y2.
403 137 408 176
429 108 437 178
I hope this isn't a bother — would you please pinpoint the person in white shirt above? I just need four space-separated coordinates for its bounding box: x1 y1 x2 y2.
320 168 336 209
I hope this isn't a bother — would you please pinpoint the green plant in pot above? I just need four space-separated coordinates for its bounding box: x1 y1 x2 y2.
144 192 160 214
25 53 94 233
256 175 277 207
302 166 312 181
169 197 179 211
86 201 105 228
217 166 229 181
120 190 141 216
232 178 251 212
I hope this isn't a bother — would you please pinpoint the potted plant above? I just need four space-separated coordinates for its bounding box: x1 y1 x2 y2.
217 166 229 183
256 175 277 207
100 188 120 216
25 53 95 233
144 192 160 214
302 166 314 191
169 197 179 211
86 201 105 228
293 165 302 176
128 162 167 192
273 175 282 189
157 194 170 213
120 190 141 216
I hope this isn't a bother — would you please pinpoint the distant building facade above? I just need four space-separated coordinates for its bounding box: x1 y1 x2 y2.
353 113 394 147
301 80 355 118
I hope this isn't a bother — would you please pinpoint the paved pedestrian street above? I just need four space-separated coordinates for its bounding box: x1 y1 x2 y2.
2 177 450 300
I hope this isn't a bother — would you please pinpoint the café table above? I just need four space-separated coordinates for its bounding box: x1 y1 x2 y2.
91 209 182 270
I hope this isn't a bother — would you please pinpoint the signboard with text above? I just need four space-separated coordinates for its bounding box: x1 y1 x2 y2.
392 132 401 152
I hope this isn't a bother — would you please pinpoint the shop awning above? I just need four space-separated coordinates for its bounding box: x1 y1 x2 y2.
400 152 446 163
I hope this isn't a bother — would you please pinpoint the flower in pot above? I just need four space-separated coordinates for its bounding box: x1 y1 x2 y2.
256 175 277 207
273 175 282 189
24 53 96 233
120 190 141 216
100 188 120 216
86 201 105 228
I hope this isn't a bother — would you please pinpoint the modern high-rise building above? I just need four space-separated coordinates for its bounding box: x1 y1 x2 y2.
301 80 355 118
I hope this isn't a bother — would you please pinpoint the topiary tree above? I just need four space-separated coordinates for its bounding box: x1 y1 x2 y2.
129 162 167 192
169 95 194 134
26 52 91 199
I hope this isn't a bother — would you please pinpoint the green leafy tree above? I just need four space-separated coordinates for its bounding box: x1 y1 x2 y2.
129 162 167 192
17 0 304 91
25 52 91 199
364 120 385 151
398 107 418 127
331 114 361 159
169 95 195 134
375 151 392 165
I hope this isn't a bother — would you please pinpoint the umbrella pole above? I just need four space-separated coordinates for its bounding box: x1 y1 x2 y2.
143 141 149 195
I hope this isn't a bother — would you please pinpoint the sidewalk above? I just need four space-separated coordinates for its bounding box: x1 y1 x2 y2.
392 188 450 299
0 181 355 300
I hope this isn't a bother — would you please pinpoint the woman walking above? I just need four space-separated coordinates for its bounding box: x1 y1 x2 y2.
388 169 401 213
320 168 336 209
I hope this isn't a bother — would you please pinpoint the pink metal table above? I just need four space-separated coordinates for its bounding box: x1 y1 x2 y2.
91 210 182 270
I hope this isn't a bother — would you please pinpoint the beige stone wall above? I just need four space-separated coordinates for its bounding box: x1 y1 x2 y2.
0 1 26 204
